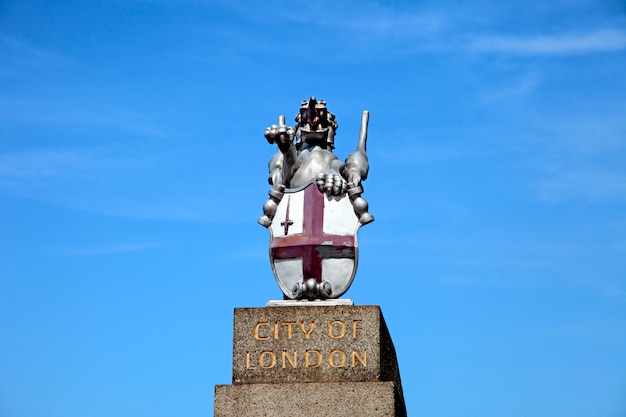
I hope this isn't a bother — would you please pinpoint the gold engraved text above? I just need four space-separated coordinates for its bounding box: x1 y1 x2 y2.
252 320 326 340
259 351 276 369
328 320 346 339
328 349 346 368
282 350 297 369
253 322 269 340
300 321 315 339
246 349 367 369
283 321 297 339
305 350 322 368
351 349 367 367
352 320 363 339
245 351 256 369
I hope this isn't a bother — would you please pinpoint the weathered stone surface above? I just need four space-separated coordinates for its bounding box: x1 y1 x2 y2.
215 305 406 417
232 305 402 387
215 381 403 417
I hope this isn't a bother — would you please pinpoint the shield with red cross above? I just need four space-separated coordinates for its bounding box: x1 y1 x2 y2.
268 181 361 299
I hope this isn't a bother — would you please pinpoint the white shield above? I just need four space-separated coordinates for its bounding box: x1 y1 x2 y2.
268 182 360 299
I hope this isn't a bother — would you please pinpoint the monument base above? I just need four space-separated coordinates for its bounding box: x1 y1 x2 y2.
215 305 406 417
215 381 403 417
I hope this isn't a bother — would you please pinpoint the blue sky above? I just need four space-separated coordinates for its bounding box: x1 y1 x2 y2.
1 0 625 416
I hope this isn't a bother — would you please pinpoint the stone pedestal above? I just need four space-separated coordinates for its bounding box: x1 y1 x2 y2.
214 305 406 417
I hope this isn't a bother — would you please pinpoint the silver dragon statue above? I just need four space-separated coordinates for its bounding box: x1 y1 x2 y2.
259 97 373 300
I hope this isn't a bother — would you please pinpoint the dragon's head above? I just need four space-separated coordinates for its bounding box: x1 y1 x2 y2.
295 96 338 149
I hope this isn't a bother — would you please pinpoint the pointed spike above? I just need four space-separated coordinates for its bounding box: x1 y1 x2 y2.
357 110 369 152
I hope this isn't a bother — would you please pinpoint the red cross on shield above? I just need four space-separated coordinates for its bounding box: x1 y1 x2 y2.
269 182 361 299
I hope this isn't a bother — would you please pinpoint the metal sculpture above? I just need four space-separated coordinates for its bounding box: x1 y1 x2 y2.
259 97 373 300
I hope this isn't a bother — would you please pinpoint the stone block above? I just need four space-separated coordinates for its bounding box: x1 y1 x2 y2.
214 381 404 417
215 305 406 417
232 305 402 387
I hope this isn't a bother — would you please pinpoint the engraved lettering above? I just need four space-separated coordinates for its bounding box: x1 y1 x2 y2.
259 351 276 369
273 321 279 340
305 350 322 368
253 322 269 340
328 349 346 368
281 350 297 368
247 349 368 370
299 321 315 339
283 321 297 339
352 320 363 339
328 320 346 339
351 349 367 367
245 351 256 369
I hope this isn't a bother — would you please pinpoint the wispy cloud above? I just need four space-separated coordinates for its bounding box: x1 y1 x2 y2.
470 29 626 55
195 1 626 62
478 72 541 104
51 242 163 256
276 2 447 39
211 0 450 60
221 0 447 37
0 147 215 222
519 104 626 204
559 317 626 343
535 167 626 203
64 198 216 222
0 33 68 66
0 148 141 188
0 97 169 138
